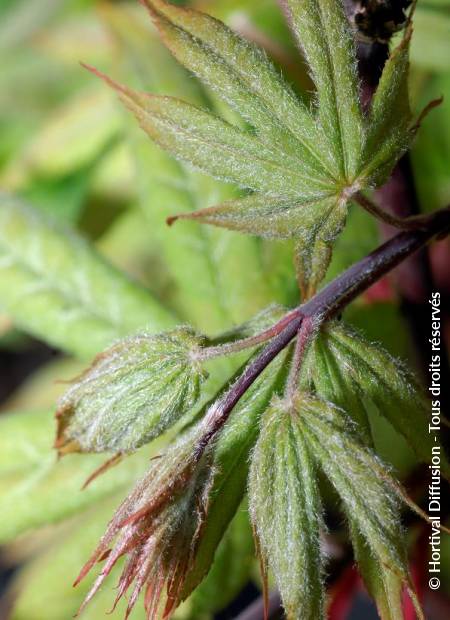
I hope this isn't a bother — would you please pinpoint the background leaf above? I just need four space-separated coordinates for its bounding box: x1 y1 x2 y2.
0 194 174 358
0 410 156 544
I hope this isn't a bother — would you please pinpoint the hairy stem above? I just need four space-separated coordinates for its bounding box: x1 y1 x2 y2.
284 317 316 400
196 309 301 361
354 191 431 231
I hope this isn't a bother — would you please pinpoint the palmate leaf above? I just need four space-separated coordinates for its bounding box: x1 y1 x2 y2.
86 0 418 296
55 328 206 455
86 0 355 296
309 321 450 475
296 395 423 619
249 394 423 620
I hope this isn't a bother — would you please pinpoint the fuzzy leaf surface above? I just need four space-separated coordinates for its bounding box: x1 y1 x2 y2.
359 27 414 185
294 197 347 298
249 399 324 620
181 346 290 599
320 321 449 474
91 73 331 201
55 328 206 455
303 329 371 442
142 0 332 174
0 194 174 358
350 523 404 620
280 0 364 179
297 395 416 609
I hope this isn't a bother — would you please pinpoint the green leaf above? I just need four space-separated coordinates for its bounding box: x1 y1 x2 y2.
181 345 290 599
142 0 332 176
304 331 371 443
89 70 329 200
350 523 404 620
281 0 364 179
321 321 450 474
55 328 207 455
0 193 174 358
294 196 347 298
360 26 413 185
249 398 324 620
187 506 254 618
0 410 154 544
297 395 420 614
169 194 336 239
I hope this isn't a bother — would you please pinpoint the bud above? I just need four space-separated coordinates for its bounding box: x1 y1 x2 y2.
75 427 215 619
55 328 207 455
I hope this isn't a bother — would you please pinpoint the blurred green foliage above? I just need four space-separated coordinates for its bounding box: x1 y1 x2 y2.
0 1 449 618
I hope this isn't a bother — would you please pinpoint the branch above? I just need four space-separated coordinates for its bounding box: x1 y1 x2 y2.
195 206 450 454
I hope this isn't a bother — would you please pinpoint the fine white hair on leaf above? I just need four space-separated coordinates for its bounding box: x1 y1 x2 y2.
55 327 207 455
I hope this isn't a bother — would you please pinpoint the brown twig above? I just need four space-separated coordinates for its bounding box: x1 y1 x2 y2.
195 206 450 457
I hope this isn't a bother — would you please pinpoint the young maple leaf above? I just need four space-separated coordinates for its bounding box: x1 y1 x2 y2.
74 427 215 620
85 0 417 297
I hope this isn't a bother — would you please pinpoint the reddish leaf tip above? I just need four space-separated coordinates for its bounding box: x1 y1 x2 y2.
166 215 179 226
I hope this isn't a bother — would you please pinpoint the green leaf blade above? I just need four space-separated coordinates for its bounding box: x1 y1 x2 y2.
281 0 364 180
56 328 206 455
0 194 174 358
299 396 413 602
294 196 347 298
92 70 329 199
360 28 413 185
249 399 324 620
143 0 333 179
170 193 336 240
326 322 450 475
